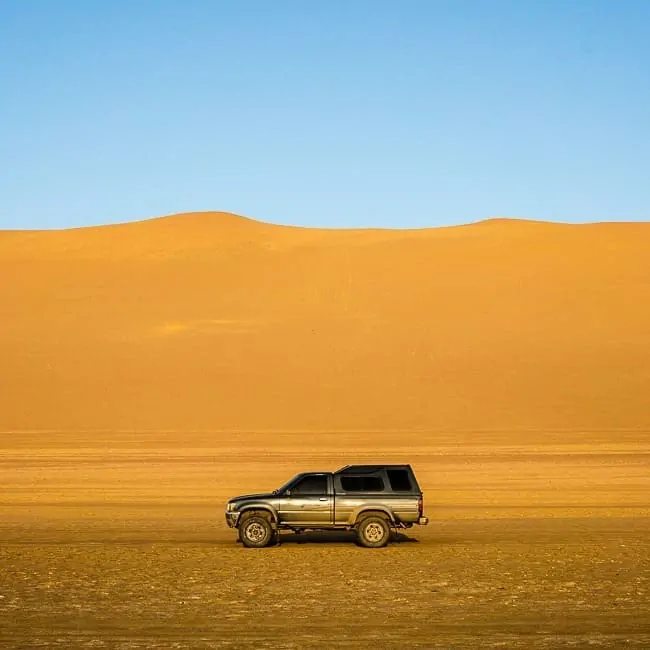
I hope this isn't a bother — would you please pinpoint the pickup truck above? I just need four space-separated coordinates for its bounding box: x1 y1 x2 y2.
225 464 429 548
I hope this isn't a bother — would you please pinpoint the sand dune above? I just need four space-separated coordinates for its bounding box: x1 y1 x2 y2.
1 211 649 433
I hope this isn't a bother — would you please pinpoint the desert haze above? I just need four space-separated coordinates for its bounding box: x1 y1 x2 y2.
1 212 649 648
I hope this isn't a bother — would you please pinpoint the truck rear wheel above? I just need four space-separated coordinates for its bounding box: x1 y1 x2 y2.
238 512 274 548
356 514 391 548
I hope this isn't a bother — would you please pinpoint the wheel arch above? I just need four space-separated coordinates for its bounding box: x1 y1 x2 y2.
350 506 395 527
237 504 278 525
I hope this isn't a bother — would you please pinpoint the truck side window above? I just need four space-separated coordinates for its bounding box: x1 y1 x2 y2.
292 475 328 495
387 469 412 491
340 475 384 492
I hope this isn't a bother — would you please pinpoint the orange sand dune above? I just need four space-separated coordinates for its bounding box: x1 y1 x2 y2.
1 211 649 433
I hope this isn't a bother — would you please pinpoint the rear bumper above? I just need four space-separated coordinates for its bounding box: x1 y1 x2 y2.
418 516 429 526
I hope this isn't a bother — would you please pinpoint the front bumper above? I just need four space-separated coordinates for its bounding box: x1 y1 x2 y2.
225 512 239 528
418 516 429 526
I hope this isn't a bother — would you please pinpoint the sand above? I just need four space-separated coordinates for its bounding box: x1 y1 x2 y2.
1 211 649 434
1 212 649 647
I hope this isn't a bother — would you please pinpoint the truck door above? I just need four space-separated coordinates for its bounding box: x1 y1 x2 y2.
278 474 333 526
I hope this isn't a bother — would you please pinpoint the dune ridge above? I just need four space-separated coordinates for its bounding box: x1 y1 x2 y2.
1 211 649 434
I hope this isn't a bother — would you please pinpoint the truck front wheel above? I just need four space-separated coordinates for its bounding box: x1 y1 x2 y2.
356 514 391 548
238 512 274 548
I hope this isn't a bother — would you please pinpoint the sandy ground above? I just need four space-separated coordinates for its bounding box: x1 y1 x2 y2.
1 431 649 649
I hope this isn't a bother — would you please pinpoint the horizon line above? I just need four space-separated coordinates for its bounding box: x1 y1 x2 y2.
3 210 649 234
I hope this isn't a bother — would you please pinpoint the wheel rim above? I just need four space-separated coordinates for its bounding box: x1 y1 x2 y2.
364 522 385 543
244 521 267 543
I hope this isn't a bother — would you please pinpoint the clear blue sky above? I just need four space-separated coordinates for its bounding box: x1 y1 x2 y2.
1 0 649 230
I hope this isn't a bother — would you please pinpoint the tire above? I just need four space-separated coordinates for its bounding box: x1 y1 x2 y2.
356 514 391 548
238 512 274 548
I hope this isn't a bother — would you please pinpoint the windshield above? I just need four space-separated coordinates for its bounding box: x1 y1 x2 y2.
273 473 304 495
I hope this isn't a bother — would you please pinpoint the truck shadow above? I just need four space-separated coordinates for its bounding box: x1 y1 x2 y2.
275 530 419 545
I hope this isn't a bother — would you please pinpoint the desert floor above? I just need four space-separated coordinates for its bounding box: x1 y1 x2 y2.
2 430 649 649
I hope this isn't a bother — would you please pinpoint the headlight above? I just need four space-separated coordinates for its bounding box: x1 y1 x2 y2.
226 502 235 512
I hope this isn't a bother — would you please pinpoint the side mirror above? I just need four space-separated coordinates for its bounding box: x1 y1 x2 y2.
285 489 291 496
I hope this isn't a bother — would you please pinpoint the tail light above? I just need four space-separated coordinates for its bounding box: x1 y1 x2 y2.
418 495 423 516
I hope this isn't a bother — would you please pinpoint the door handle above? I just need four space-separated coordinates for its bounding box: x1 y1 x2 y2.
319 497 328 502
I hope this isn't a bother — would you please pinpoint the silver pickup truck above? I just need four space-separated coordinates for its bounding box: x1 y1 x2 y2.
225 464 429 548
